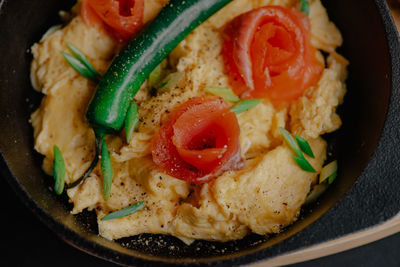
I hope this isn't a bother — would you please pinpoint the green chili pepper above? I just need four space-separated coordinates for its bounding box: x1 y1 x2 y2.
70 0 233 193
86 0 233 134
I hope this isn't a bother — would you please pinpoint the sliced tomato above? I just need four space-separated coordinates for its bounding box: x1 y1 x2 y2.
81 0 144 42
151 97 244 184
222 6 323 106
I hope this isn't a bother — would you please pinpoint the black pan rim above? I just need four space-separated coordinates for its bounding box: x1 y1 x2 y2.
1 0 400 266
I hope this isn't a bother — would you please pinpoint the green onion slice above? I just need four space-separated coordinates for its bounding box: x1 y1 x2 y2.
67 43 99 80
53 145 65 195
295 135 315 158
101 201 145 221
125 101 139 143
61 52 99 82
292 155 316 173
158 81 168 88
280 128 303 158
148 64 163 88
304 184 328 205
158 72 184 92
101 138 113 201
319 160 337 184
205 87 240 102
280 128 315 172
300 0 310 15
230 99 263 114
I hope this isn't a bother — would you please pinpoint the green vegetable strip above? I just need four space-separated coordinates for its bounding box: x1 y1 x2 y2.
158 72 185 92
280 128 316 172
230 99 263 114
279 128 303 158
206 87 240 102
86 0 233 134
295 135 315 158
53 145 65 195
101 138 113 201
326 171 337 184
61 52 98 81
157 81 168 88
148 64 163 88
125 101 139 143
320 160 338 184
292 156 316 173
101 201 145 221
300 0 310 15
67 43 100 81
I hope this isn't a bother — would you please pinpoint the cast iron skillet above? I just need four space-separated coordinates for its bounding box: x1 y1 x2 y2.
0 0 399 266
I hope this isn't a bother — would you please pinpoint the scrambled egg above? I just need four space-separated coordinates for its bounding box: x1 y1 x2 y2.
30 0 347 243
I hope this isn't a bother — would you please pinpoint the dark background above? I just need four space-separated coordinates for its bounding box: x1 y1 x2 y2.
2 174 399 266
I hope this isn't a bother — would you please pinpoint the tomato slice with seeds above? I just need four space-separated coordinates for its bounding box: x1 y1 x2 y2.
81 0 144 42
222 6 323 106
152 97 244 184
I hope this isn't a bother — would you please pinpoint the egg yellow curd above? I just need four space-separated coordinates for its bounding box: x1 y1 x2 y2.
30 0 347 244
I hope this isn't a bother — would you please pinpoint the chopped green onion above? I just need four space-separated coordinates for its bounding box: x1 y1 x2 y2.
299 0 310 16
230 99 263 114
158 72 185 92
53 145 65 195
61 43 100 82
295 135 315 158
101 138 113 201
280 128 315 172
125 101 139 143
279 128 303 158
292 155 316 173
158 81 168 88
62 52 99 82
101 201 145 221
148 64 163 88
205 87 240 102
304 184 328 205
319 160 338 184
67 43 100 80
148 60 167 88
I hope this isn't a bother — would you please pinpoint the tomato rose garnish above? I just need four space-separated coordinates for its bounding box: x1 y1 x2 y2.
222 6 323 106
151 97 244 184
81 0 144 42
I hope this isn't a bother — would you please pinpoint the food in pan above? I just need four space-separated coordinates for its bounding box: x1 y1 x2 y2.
30 0 347 244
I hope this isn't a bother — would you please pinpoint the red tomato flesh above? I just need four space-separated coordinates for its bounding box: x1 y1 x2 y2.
222 6 323 106
81 0 144 42
152 97 244 184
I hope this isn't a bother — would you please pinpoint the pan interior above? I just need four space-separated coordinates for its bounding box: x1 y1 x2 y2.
0 0 392 264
